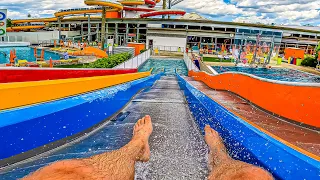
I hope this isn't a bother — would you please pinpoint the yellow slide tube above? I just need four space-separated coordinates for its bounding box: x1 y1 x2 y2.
84 0 123 11
12 17 58 24
8 26 46 31
0 71 151 111
119 1 145 5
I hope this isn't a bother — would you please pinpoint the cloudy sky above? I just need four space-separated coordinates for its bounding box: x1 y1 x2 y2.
1 0 320 26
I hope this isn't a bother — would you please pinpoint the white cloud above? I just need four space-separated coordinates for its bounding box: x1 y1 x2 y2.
176 0 320 25
1 0 320 26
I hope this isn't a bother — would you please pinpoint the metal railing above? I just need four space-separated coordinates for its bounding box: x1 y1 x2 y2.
0 36 24 42
183 52 199 71
152 45 185 53
113 49 151 69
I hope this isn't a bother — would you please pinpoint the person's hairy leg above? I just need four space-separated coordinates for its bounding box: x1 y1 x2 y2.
204 125 273 180
22 115 153 180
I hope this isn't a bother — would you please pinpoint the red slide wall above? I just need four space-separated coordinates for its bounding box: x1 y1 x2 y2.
0 68 137 83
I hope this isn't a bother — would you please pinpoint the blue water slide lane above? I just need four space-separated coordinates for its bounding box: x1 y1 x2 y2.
176 73 320 180
0 73 163 161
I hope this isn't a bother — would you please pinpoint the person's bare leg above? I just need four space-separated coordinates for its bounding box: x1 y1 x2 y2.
204 125 273 180
22 115 153 180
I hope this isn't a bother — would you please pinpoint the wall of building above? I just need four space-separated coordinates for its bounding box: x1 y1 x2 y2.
146 36 187 49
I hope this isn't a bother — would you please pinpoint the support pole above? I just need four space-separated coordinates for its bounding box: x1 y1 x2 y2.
101 7 106 50
162 0 167 19
58 17 62 40
88 14 91 42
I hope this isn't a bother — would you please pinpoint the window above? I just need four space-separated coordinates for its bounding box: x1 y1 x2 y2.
176 25 186 29
188 25 201 30
108 23 115 28
251 30 260 34
273 32 282 36
128 24 137 28
226 28 235 32
214 27 225 31
162 24 169 28
262 31 273 35
201 26 212 30
238 29 250 33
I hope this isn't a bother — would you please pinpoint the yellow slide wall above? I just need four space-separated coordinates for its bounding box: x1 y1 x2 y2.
0 71 151 111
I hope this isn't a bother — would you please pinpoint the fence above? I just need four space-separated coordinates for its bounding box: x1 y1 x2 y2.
183 52 199 71
0 36 24 42
113 49 151 69
153 45 185 53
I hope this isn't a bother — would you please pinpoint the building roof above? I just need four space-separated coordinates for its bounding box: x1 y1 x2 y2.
178 12 207 20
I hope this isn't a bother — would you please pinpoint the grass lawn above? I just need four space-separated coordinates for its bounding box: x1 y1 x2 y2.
54 64 88 68
203 57 233 62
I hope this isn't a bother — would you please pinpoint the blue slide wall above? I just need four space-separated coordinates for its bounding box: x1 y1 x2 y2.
177 74 320 180
0 73 162 163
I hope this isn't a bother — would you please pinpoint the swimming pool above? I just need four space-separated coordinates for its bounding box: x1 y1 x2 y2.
139 59 188 76
0 47 61 64
212 66 320 83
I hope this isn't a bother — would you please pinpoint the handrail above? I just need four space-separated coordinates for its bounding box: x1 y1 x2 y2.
113 49 151 69
189 70 320 128
183 51 199 72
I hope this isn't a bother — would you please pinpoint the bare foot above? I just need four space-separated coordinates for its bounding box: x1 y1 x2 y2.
133 115 153 162
204 125 230 170
204 125 226 152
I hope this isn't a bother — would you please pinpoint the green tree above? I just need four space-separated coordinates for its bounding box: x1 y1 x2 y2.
315 42 320 61
27 13 31 18
6 18 12 27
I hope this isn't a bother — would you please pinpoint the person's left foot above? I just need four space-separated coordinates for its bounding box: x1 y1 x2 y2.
133 115 153 162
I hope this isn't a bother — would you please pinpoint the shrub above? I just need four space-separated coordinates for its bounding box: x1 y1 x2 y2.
140 49 147 53
301 57 317 68
84 52 132 68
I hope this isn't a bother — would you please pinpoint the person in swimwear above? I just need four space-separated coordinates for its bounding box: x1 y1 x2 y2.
22 115 273 180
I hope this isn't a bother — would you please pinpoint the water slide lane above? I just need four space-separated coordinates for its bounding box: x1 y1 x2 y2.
177 73 320 180
0 68 137 83
0 70 151 111
184 76 320 158
0 73 162 166
0 75 209 180
188 71 320 128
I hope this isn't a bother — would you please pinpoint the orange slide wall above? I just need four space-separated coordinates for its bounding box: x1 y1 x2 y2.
189 71 320 128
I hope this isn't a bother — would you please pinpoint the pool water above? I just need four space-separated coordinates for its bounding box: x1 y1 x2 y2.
212 66 320 83
138 59 188 76
0 47 61 64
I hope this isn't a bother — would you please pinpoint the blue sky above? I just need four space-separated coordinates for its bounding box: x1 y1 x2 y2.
1 0 320 26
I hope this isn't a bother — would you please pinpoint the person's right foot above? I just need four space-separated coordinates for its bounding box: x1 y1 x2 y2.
133 115 153 162
204 125 230 170
204 125 226 152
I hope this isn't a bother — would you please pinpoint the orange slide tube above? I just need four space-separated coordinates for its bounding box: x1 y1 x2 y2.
189 71 320 128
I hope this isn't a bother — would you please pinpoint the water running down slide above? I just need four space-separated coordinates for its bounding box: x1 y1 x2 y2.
0 75 208 180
